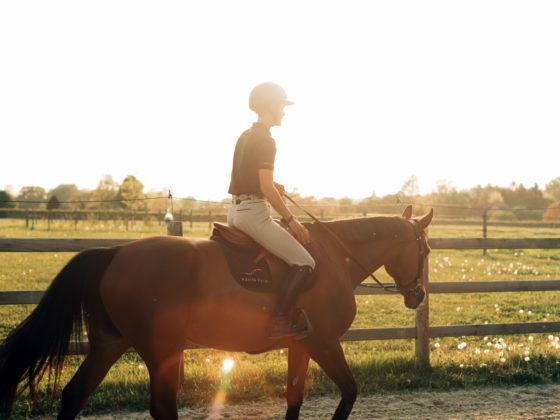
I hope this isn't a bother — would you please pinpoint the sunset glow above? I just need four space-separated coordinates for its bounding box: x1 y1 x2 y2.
1 1 559 200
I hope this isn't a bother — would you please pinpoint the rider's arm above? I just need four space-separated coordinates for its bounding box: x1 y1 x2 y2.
259 169 310 244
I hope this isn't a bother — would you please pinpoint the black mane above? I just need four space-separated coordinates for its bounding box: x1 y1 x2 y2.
322 216 411 243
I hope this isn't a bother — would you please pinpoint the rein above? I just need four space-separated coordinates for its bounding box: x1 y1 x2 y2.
284 194 399 293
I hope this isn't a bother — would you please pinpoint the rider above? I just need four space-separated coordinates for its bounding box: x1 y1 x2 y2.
228 82 316 339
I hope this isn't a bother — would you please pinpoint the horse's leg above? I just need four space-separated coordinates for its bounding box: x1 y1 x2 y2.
57 338 129 420
286 342 310 420
309 340 357 420
143 345 184 420
133 312 187 420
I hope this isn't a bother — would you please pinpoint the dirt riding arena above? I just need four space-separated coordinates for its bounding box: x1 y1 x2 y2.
48 384 560 419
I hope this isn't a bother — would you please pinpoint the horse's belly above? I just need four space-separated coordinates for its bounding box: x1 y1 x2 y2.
185 297 276 352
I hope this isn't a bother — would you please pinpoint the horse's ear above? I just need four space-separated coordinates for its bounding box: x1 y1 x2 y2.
401 205 413 219
418 208 434 230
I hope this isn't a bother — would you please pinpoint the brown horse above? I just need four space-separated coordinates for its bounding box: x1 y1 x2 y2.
0 205 432 420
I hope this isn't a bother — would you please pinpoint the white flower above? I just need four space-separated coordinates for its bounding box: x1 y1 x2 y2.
484 349 490 354
480 363 487 368
549 335 554 341
500 358 506 363
519 309 524 314
528 336 534 341
459 364 464 368
524 357 530 362
456 306 461 312
458 342 467 350
475 348 481 354
434 342 441 348
524 350 530 356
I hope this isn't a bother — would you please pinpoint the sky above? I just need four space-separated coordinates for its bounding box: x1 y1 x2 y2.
1 1 559 202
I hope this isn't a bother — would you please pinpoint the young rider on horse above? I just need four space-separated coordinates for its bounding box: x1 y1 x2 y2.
228 82 316 339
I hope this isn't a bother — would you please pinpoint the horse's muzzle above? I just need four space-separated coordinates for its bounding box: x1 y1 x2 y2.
404 285 425 309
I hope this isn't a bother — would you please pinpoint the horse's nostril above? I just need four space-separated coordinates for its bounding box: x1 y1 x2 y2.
414 285 425 302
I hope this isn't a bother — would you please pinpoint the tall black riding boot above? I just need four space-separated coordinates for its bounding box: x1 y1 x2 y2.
269 265 314 339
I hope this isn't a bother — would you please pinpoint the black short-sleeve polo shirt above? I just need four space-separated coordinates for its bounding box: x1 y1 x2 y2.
228 122 277 196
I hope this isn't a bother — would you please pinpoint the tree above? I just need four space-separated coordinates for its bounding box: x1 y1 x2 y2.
400 175 419 198
67 190 93 210
117 175 145 210
0 190 16 208
545 177 560 202
16 186 46 209
48 184 78 207
92 175 119 209
47 195 61 210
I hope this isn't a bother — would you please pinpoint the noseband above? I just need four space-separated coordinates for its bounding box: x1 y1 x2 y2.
396 219 428 299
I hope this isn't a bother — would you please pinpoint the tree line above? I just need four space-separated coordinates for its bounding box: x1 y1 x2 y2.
1 174 560 222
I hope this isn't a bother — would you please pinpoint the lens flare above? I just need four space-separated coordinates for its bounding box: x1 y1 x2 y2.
221 358 235 374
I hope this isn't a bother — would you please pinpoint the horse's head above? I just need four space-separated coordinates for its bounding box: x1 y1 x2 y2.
384 206 433 309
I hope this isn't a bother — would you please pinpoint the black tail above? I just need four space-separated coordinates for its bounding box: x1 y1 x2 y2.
0 246 119 418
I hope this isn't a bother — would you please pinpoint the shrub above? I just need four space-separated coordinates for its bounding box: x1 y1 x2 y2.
543 202 560 223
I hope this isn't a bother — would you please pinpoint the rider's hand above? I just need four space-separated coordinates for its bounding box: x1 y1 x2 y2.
289 218 310 245
274 182 285 197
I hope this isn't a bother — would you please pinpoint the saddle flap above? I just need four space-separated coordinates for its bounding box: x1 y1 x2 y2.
212 222 258 249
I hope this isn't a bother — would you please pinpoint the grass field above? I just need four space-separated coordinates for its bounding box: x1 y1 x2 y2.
1 217 560 418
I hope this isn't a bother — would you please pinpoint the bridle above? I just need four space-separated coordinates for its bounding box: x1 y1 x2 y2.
284 194 428 299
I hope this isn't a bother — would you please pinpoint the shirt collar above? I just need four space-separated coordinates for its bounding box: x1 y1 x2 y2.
252 122 271 134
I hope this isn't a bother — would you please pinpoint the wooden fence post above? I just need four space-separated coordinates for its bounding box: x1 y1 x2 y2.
25 210 29 228
166 221 183 237
208 211 212 230
415 253 430 364
482 210 488 256
189 210 193 229
166 220 184 381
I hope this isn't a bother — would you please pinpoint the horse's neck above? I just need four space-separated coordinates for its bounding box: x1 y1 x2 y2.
320 217 404 289
346 240 393 289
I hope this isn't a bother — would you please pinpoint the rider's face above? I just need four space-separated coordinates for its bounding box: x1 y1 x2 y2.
272 103 286 127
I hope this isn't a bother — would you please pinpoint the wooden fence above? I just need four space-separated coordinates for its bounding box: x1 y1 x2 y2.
1 236 560 364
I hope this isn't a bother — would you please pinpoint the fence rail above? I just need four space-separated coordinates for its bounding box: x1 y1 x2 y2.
1 236 560 362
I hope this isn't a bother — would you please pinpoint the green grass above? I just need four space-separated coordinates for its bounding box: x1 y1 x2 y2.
1 218 560 418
